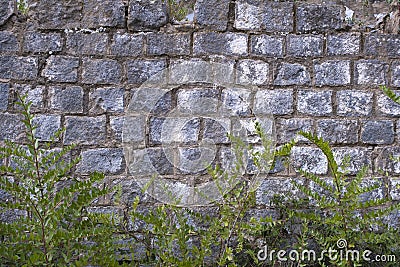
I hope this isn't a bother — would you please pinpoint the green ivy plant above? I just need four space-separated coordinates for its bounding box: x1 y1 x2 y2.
0 95 120 266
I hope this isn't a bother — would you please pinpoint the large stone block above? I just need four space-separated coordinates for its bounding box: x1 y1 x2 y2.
355 60 388 85
0 0 14 26
327 33 360 56
337 90 373 117
126 59 166 85
296 4 343 33
317 119 359 144
89 87 124 114
365 34 400 58
110 33 144 56
287 35 323 57
149 117 200 145
147 33 190 56
82 58 121 84
195 0 230 31
314 60 351 86
290 146 328 174
254 89 293 115
49 86 84 114
128 0 168 31
13 84 44 110
236 59 269 85
221 88 252 116
82 0 125 28
177 88 219 115
0 113 24 141
23 32 62 53
276 118 313 144
377 90 400 116
0 83 9 111
297 90 332 116
42 56 79 83
250 35 284 58
0 31 18 52
77 148 124 174
274 63 311 86
66 33 108 55
0 56 38 80
361 120 394 145
64 116 106 145
333 147 371 175
194 32 248 56
32 115 61 141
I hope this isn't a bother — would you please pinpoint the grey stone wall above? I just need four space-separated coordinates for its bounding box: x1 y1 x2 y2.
1 0 400 207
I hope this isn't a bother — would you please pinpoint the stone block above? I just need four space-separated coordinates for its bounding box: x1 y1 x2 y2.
49 86 83 114
287 35 323 57
361 120 394 145
110 33 144 56
221 88 252 116
66 33 108 55
77 148 124 174
337 90 373 117
128 0 168 31
296 4 343 33
195 0 230 31
333 147 371 175
82 0 125 28
42 56 79 83
0 83 9 111
236 59 269 85
64 116 106 145
126 59 166 84
0 0 14 26
276 118 313 144
355 60 388 85
377 90 400 116
290 146 328 174
274 63 311 86
147 33 190 56
297 90 332 116
32 115 61 141
254 89 293 115
89 87 124 114
193 32 247 56
327 33 360 56
314 60 351 86
0 56 38 80
0 31 18 52
82 58 121 84
0 113 24 141
23 32 62 53
13 84 44 110
177 88 219 115
317 119 359 144
149 117 200 145
250 35 284 58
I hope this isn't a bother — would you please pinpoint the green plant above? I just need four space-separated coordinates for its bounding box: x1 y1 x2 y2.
284 131 400 266
16 0 29 15
0 95 120 266
163 0 195 22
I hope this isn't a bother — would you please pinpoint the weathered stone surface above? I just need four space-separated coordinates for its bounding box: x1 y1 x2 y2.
392 61 400 87
0 83 9 111
287 35 323 57
0 56 38 80
290 146 328 174
296 4 343 33
333 147 371 175
49 86 84 114
317 119 359 144
254 89 293 115
194 32 247 56
42 56 79 83
126 59 166 85
355 60 388 85
0 31 18 52
77 148 124 174
327 33 360 56
177 89 219 115
361 120 394 145
234 0 261 31
203 118 230 144
0 0 14 26
221 88 252 116
64 116 106 145
0 113 23 141
365 34 400 58
82 58 121 84
23 32 62 53
128 0 168 31
110 116 124 142
149 117 200 145
66 33 108 55
121 116 146 144
13 84 44 110
32 115 61 141
147 147 174 175
314 60 351 86
236 59 269 85
147 33 190 56
256 178 303 206
30 0 82 29
274 63 311 86
297 90 332 116
276 118 313 144
263 1 293 32
377 90 400 116
177 147 213 174
195 0 230 31
169 59 212 84
375 147 400 175
82 0 125 28
110 33 144 56
337 90 373 117
250 35 284 58
390 178 400 200
89 87 124 114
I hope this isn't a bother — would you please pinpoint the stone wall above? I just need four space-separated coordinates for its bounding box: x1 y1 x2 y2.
1 0 400 208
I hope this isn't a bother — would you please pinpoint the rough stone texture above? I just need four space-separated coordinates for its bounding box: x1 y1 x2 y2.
203 118 230 144
250 35 284 58
333 148 371 175
126 59 166 84
194 32 247 56
121 116 146 144
256 178 302 206
390 178 400 200
234 0 261 31
375 147 400 175
0 31 19 52
42 56 79 83
377 90 400 116
32 115 61 141
0 56 38 80
263 1 293 32
290 146 328 175
77 148 124 174
64 116 106 145
317 119 359 144
314 60 351 86
29 0 83 29
296 4 343 33
0 113 24 141
361 120 394 145
66 33 108 55
221 88 252 116
82 58 121 84
355 60 388 85
169 59 212 84
236 59 269 85
337 90 373 117
49 86 84 114
149 117 200 145
147 33 190 56
195 0 230 31
177 89 219 115
0 0 14 26
392 61 400 87
297 90 332 116
274 63 311 86
128 0 168 31
23 32 62 53
147 147 174 175
365 34 400 58
0 83 9 111
276 118 313 144
254 89 293 115
13 84 44 110
89 87 124 114
82 0 125 28
327 33 360 56
110 33 144 56
287 35 323 57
